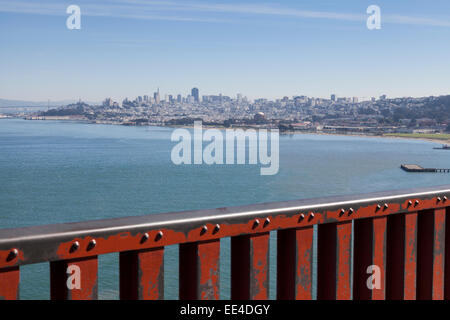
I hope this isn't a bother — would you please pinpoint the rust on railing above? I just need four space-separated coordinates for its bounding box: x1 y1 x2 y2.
1 185 450 300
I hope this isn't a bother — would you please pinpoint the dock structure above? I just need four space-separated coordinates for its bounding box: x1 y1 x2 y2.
401 164 450 173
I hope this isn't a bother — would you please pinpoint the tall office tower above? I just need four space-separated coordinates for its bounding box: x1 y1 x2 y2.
154 88 160 104
331 94 336 102
237 93 242 102
177 94 182 103
168 95 173 104
191 87 199 103
352 97 359 104
380 94 387 101
103 98 113 107
143 95 149 102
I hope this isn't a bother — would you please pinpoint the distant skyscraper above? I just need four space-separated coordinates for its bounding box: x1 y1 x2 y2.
331 94 336 102
154 88 160 104
380 94 387 100
191 87 199 103
177 94 182 103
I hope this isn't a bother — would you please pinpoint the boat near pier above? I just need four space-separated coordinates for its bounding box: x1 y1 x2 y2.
401 164 450 173
433 144 450 150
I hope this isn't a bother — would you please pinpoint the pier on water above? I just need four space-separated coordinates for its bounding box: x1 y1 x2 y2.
401 164 450 173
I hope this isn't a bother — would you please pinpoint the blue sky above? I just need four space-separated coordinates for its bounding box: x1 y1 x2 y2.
1 0 450 102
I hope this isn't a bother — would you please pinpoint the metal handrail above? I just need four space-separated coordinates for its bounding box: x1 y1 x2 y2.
1 184 449 268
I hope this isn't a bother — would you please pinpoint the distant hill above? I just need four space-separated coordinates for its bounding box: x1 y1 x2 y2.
0 98 99 108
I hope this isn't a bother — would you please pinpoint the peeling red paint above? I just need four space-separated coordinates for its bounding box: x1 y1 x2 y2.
295 227 313 300
0 266 19 300
372 217 387 300
336 222 352 300
404 212 417 300
198 240 220 300
432 209 445 300
250 233 269 300
140 248 164 300
119 248 164 300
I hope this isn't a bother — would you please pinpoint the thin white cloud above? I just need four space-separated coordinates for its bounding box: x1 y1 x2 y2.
0 0 449 28
385 14 450 28
0 0 230 23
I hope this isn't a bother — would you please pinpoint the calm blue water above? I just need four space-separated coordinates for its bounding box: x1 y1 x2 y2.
1 118 450 299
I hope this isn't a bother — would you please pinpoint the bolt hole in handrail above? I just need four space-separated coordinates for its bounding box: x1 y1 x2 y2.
1 185 450 300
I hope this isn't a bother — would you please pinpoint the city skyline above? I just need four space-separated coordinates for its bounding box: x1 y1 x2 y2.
1 0 450 101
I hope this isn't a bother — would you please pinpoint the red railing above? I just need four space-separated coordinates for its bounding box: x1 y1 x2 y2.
1 185 450 300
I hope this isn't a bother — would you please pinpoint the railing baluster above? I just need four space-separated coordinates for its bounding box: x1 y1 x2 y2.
0 266 20 300
354 217 388 300
277 227 314 300
404 213 418 299
317 222 352 300
432 208 446 300
371 217 387 300
179 240 220 300
417 209 446 300
231 233 270 300
386 212 418 300
120 247 164 300
445 207 450 300
50 256 98 300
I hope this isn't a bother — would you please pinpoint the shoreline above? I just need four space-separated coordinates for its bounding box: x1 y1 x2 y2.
8 117 450 145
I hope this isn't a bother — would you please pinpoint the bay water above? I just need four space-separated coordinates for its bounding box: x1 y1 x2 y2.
1 119 450 299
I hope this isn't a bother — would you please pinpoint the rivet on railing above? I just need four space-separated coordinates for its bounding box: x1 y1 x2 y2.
213 224 220 234
437 197 442 203
415 200 420 207
140 233 149 244
6 249 18 262
309 213 315 221
87 239 96 251
376 205 381 212
298 214 305 222
201 225 208 235
444 196 448 202
340 209 346 216
384 203 389 210
155 231 163 241
264 218 271 227
348 208 354 215
70 241 80 253
407 200 413 207
253 219 260 229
